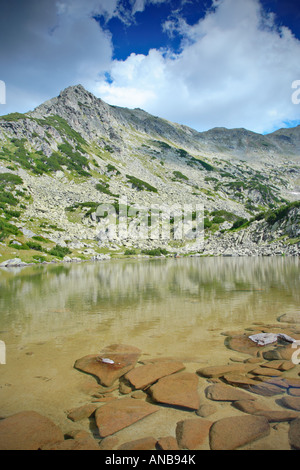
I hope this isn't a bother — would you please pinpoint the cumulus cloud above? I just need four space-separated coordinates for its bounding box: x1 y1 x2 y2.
1 0 299 133
97 0 300 133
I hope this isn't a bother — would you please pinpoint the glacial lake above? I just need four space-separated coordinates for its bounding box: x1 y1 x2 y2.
0 256 299 449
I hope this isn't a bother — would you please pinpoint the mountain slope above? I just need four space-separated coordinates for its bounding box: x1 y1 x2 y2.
0 84 299 264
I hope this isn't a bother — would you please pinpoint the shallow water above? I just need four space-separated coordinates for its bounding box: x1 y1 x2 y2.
0 256 299 448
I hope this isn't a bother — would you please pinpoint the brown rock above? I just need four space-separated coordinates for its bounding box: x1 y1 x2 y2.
251 376 289 389
197 363 253 378
95 398 158 437
74 344 141 387
176 419 212 450
0 411 64 450
205 384 256 402
67 404 98 422
196 404 218 418
149 372 200 410
98 436 119 450
255 410 300 422
227 335 260 356
260 360 295 371
280 396 300 411
157 436 180 450
248 382 285 397
118 437 157 450
222 373 258 388
125 361 185 390
289 417 300 449
232 399 271 415
119 382 133 395
278 313 300 324
131 390 146 399
284 377 300 388
251 367 283 377
288 388 300 397
209 415 270 450
92 397 117 403
41 436 100 450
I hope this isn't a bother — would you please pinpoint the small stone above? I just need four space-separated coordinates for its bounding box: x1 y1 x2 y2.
196 404 218 418
280 396 300 411
117 437 157 450
67 404 98 422
119 382 132 395
209 415 270 450
98 436 119 450
176 419 212 450
288 388 300 397
131 390 146 399
157 436 179 450
255 410 300 422
205 384 256 402
197 364 253 378
251 367 283 377
289 417 300 449
232 400 271 415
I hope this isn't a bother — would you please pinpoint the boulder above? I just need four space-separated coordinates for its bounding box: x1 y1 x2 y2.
74 344 141 387
176 418 212 450
125 361 185 390
0 411 64 450
149 372 200 410
209 415 270 450
95 398 158 437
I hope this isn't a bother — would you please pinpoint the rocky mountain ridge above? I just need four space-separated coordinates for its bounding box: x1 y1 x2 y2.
0 84 299 265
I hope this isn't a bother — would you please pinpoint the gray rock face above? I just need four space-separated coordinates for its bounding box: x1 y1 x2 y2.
0 84 299 260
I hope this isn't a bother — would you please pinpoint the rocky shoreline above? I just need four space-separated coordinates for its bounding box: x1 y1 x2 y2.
1 313 300 450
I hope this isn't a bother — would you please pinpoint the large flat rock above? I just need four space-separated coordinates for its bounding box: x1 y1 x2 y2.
95 398 159 437
125 361 185 390
149 372 200 410
0 411 64 450
209 415 270 450
74 344 141 387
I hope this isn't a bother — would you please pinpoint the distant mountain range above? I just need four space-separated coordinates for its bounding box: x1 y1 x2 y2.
0 84 299 264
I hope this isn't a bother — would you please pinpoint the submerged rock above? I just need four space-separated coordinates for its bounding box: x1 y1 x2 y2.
205 383 256 402
289 417 300 449
0 411 64 450
125 361 185 390
117 437 157 450
74 344 141 387
176 418 212 450
209 415 270 450
149 372 200 410
95 397 158 437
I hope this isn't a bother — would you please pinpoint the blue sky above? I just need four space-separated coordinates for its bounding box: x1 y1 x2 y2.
0 0 300 133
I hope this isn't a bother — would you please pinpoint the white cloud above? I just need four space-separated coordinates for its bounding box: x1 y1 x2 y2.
97 0 300 133
1 0 299 134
